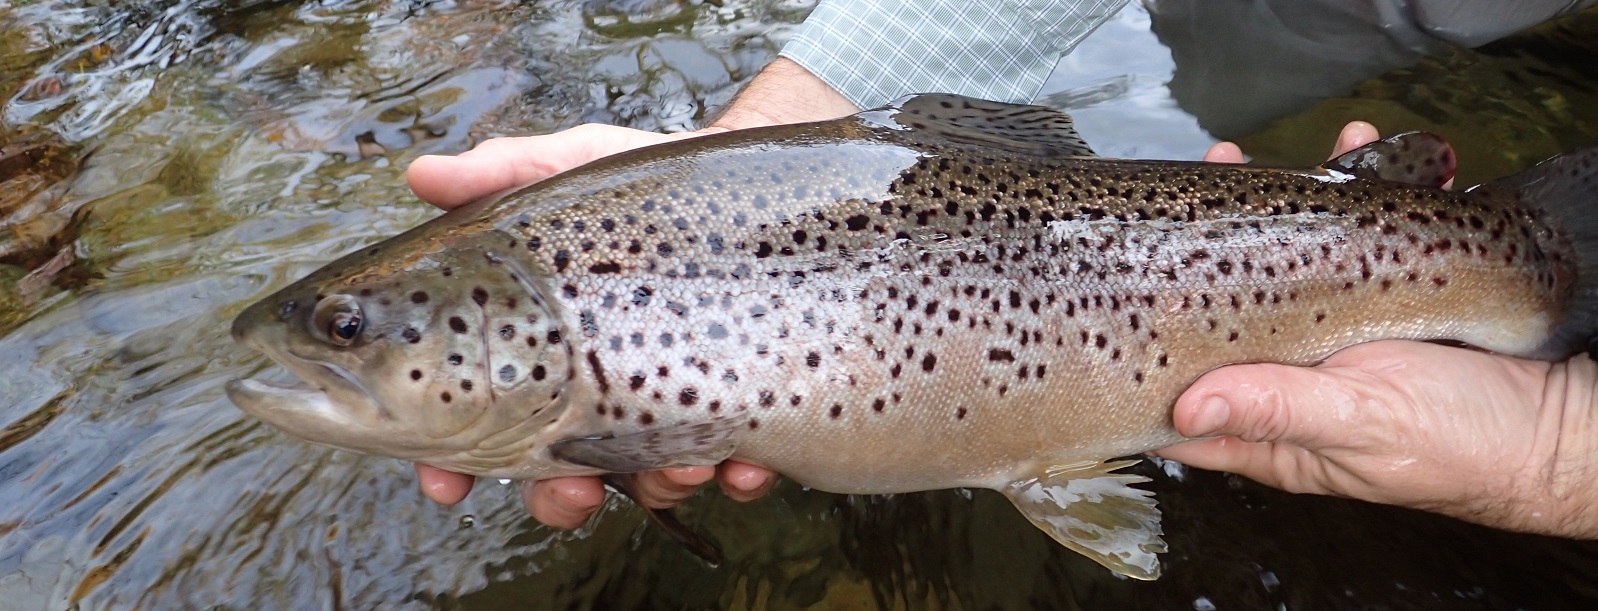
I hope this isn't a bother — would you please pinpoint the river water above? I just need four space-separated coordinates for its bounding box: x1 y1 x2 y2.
2 1 1597 609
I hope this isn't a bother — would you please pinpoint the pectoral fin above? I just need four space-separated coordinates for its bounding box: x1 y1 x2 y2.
548 416 746 472
601 474 724 567
1000 459 1165 580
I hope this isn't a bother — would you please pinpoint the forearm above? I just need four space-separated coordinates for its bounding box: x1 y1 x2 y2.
706 58 859 131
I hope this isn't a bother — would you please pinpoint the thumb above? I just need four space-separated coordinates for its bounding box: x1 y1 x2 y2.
1172 362 1346 444
1155 362 1359 480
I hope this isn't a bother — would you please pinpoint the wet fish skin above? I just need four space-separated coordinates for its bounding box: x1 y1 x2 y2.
229 94 1598 579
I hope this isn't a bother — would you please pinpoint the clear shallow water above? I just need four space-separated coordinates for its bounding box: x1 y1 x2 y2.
1 2 1596 609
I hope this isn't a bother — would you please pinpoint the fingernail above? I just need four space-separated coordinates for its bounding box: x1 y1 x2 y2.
1189 396 1231 437
556 490 601 514
731 470 771 492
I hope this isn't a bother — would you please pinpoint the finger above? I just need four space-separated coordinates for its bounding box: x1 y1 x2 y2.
1151 436 1325 494
1153 436 1271 475
407 134 579 210
406 152 528 210
627 466 717 509
415 464 473 505
1203 141 1245 164
521 477 607 529
718 461 778 502
406 127 699 210
1329 121 1379 158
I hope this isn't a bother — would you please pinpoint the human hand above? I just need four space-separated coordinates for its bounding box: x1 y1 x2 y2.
405 58 852 527
1162 123 1598 538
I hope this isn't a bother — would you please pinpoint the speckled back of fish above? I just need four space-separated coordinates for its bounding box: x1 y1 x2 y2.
229 94 1598 579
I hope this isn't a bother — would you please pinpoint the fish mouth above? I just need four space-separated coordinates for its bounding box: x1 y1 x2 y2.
226 361 409 456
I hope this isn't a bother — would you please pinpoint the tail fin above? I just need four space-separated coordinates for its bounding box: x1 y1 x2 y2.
1478 147 1598 359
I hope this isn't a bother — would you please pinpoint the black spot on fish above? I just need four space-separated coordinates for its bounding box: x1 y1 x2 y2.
845 215 870 231
553 250 571 272
461 379 474 391
587 351 609 394
402 327 421 343
449 317 468 334
590 261 622 274
921 353 937 372
829 404 842 419
472 288 488 306
499 325 514 340
532 365 547 381
410 291 429 304
547 330 562 344
410 369 422 381
440 391 452 403
448 353 463 366
499 365 517 382
988 348 1014 362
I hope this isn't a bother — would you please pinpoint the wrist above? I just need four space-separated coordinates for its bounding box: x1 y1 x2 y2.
706 58 858 132
1517 355 1598 538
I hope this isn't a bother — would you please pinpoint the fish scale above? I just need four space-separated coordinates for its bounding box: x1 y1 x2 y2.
229 94 1598 579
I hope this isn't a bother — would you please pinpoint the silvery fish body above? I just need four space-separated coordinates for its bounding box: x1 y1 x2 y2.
228 94 1598 579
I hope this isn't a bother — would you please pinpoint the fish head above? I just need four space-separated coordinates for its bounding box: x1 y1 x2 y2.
228 230 573 468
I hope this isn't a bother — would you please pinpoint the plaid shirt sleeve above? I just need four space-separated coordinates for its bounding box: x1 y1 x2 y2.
779 0 1128 109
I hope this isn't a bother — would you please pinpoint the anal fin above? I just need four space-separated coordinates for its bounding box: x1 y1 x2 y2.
1000 459 1165 580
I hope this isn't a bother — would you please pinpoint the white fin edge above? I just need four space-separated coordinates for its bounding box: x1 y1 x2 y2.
1000 459 1166 580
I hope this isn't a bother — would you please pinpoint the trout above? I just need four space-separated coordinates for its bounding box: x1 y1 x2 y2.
227 94 1598 579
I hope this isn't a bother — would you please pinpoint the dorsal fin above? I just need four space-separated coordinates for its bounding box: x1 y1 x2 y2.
1322 131 1456 187
859 93 1097 157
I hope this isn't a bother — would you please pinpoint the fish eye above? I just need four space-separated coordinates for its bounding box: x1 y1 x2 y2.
329 312 362 343
311 295 364 347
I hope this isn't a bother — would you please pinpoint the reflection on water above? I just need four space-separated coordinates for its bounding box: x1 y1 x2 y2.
1 1 1596 609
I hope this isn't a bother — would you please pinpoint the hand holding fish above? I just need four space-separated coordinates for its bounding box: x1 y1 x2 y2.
1160 340 1598 538
231 84 1598 578
405 113 1598 545
1166 126 1598 539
